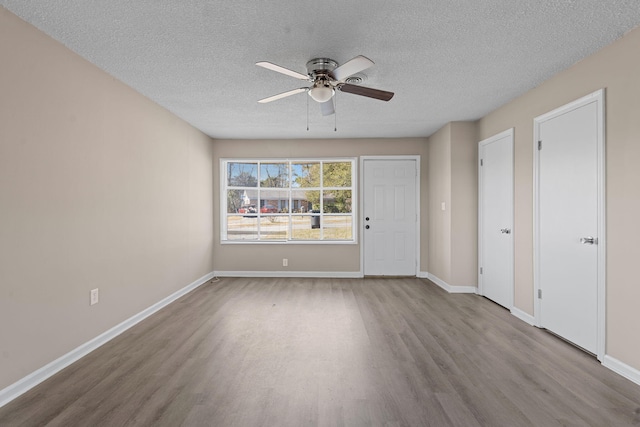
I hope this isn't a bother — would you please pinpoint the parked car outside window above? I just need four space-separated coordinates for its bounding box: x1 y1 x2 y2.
260 204 278 213
238 204 257 214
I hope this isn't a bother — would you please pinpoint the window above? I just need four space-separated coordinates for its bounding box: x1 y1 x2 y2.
221 159 356 243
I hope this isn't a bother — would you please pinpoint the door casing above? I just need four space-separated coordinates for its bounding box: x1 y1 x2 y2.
360 156 420 276
533 89 606 360
478 128 514 309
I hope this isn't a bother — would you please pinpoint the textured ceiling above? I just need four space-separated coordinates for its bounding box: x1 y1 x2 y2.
3 1 640 139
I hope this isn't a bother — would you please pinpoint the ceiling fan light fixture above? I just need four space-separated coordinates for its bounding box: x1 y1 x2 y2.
308 84 334 103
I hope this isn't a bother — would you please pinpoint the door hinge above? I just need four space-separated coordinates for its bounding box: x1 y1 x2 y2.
480 159 483 166
480 267 483 274
538 140 542 151
538 289 542 299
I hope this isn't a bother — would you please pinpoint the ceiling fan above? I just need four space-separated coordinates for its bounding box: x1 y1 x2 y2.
256 56 394 116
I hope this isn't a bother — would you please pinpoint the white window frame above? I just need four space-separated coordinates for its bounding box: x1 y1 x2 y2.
220 158 357 244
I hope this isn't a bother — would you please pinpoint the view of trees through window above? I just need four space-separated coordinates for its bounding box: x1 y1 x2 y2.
222 159 355 242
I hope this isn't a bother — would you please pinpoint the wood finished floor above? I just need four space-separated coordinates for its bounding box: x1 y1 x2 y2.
1 277 639 426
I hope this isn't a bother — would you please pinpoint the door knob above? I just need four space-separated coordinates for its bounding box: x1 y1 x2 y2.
500 228 511 234
580 236 597 245
365 217 370 221
365 225 370 229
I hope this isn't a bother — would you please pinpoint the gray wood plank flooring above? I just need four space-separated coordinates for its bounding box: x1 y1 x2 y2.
1 277 639 426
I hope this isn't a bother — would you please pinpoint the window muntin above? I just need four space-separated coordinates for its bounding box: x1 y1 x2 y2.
221 159 356 243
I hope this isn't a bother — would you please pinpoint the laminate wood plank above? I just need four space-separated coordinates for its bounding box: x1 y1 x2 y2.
1 277 639 426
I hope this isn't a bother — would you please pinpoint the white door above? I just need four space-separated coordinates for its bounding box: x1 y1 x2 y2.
479 129 514 309
363 159 418 276
535 90 605 356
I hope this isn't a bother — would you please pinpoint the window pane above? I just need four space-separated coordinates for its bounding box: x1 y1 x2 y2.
222 159 354 243
291 189 318 212
291 162 320 188
322 215 352 240
228 189 258 214
291 215 321 240
227 162 258 187
259 216 288 240
226 215 258 240
323 162 352 187
260 190 289 213
323 190 352 213
260 163 289 188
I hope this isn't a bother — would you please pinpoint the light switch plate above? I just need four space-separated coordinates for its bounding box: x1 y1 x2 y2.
90 288 99 306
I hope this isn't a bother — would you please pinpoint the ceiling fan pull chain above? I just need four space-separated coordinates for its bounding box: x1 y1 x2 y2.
306 91 309 131
334 92 337 132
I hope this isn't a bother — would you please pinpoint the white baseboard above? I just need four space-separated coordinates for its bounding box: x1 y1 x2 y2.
425 272 477 294
511 307 536 326
603 355 640 387
213 270 364 278
0 271 215 409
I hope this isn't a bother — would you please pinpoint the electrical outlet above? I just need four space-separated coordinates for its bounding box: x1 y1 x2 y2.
90 288 99 306
283 258 288 267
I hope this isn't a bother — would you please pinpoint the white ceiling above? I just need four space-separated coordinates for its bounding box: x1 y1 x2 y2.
3 1 640 140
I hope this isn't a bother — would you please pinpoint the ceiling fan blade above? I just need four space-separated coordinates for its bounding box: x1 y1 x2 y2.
256 61 309 80
330 55 374 81
339 83 394 101
320 99 335 116
258 88 307 103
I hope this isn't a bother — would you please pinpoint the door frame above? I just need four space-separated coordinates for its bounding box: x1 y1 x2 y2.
359 155 421 276
533 89 606 360
478 128 514 309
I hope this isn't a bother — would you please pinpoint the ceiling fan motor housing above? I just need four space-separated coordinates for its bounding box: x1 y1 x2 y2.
306 58 338 80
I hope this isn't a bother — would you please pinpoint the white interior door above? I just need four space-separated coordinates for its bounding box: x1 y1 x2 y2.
535 90 605 357
363 159 417 276
479 129 514 309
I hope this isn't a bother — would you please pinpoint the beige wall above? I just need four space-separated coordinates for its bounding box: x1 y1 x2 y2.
478 27 640 371
212 138 428 273
450 122 478 286
427 124 452 282
0 8 214 390
427 122 478 286
3 2 639 397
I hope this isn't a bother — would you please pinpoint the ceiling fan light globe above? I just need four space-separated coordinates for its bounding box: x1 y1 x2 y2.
309 86 334 103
